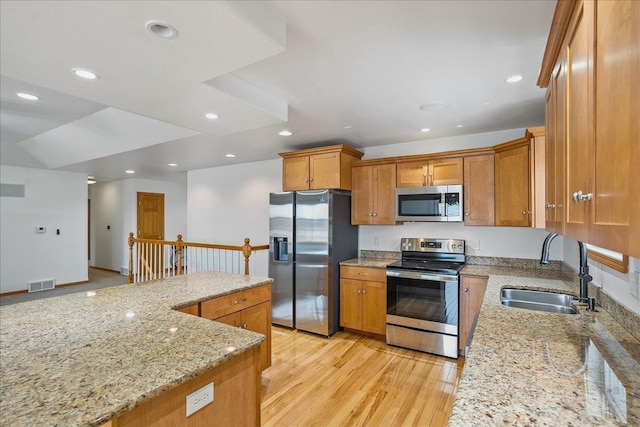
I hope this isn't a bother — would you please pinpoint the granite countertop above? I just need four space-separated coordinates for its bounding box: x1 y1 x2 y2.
448 273 640 426
0 271 273 427
339 257 398 269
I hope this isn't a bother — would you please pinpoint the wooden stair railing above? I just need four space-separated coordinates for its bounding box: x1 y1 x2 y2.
127 233 269 284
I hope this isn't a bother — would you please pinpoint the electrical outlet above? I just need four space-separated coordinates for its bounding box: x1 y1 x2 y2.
630 271 640 299
469 240 480 251
186 382 214 417
374 237 381 246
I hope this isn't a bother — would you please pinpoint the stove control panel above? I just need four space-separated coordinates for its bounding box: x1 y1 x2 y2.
400 238 465 254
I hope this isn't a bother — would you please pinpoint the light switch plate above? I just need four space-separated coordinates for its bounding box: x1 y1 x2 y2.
186 382 214 417
630 271 640 299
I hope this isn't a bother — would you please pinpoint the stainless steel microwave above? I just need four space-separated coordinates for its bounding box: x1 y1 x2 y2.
395 185 463 222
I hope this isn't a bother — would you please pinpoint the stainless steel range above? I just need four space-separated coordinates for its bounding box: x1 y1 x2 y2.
386 237 465 359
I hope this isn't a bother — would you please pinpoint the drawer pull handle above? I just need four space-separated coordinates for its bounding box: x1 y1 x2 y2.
234 298 247 305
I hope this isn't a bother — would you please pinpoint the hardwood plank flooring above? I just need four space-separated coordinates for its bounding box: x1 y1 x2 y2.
261 326 464 427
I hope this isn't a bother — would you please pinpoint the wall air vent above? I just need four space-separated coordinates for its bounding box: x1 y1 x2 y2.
28 279 56 293
0 183 25 198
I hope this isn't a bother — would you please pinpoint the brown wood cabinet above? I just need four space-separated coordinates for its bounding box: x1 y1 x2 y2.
396 157 463 187
538 0 639 257
351 163 397 225
280 144 364 191
463 154 495 226
494 140 531 227
340 265 387 335
459 275 488 355
200 284 272 371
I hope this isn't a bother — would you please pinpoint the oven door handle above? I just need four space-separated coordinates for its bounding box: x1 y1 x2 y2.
386 269 458 282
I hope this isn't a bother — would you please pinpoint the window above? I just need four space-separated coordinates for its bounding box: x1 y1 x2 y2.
586 244 628 274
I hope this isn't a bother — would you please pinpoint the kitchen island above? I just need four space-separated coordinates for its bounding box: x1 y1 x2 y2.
0 271 273 427
449 267 640 426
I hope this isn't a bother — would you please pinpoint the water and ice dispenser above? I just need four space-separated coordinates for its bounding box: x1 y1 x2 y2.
273 237 289 261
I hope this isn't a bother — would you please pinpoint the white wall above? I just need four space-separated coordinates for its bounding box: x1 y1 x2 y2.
1 166 87 293
563 236 640 315
89 178 187 272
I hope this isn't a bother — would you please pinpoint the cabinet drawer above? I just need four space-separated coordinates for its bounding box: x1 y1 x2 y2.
200 284 271 320
340 265 387 282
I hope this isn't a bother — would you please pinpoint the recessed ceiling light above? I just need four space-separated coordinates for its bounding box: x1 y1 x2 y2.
72 68 98 80
278 130 293 136
125 170 135 174
420 101 448 111
145 21 178 39
16 92 40 101
168 163 178 167
205 113 219 120
420 128 431 133
456 124 464 128
344 125 352 129
506 75 524 83
225 153 236 158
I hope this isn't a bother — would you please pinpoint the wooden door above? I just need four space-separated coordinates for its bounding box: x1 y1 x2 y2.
590 0 639 256
282 156 310 191
351 166 374 225
495 144 531 227
459 276 488 354
372 163 397 225
564 1 592 242
396 161 429 187
463 155 495 226
362 281 386 335
242 302 272 371
137 192 165 276
309 152 340 189
340 278 363 329
430 158 463 185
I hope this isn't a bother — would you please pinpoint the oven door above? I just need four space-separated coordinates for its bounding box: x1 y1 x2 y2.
386 269 459 358
386 269 458 335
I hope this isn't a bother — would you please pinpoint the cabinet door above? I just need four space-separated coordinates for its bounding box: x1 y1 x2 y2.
310 152 341 189
216 311 242 328
564 1 592 242
430 158 463 185
351 166 374 225
590 0 639 256
463 155 494 226
362 281 386 335
242 301 272 371
372 163 397 224
340 278 363 330
459 276 488 354
495 144 531 226
283 156 310 191
396 161 429 187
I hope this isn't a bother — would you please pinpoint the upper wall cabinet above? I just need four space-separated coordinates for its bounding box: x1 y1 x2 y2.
463 154 495 226
351 162 397 225
280 144 364 191
494 128 545 228
538 0 639 257
396 157 463 187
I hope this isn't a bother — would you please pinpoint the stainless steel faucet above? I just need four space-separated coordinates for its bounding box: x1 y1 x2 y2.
540 233 596 311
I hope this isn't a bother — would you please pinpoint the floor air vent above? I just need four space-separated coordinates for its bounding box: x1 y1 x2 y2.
28 279 56 293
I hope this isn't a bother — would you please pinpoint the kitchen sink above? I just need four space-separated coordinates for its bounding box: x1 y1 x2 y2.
500 288 579 315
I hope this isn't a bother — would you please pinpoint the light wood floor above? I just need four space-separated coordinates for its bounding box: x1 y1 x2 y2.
261 326 464 427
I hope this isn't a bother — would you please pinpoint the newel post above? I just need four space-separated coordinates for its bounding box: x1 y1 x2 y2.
128 232 135 284
176 234 184 275
242 238 252 275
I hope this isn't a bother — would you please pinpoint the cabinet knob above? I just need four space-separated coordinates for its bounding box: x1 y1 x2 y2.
362 289 366 294
357 289 362 294
463 288 468 292
242 323 248 329
233 298 247 305
309 178 314 183
545 203 556 209
372 212 377 217
572 190 593 203
521 210 531 215
305 178 309 183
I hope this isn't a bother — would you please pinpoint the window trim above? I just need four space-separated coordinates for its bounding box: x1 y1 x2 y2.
587 247 628 274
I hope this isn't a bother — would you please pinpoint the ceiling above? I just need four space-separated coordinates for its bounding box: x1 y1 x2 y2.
0 1 555 183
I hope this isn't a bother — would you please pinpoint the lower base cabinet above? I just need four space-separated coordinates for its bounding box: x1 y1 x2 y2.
459 275 488 355
340 266 387 335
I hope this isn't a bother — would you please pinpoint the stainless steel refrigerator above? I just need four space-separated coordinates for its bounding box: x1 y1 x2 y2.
269 190 358 336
